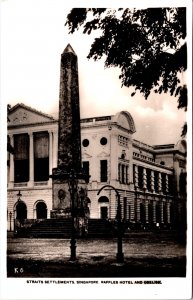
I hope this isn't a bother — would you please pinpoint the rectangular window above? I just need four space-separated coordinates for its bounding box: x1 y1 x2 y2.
123 197 127 220
100 160 107 182
122 165 125 184
118 135 128 147
154 171 159 193
82 161 90 183
14 134 29 182
146 169 152 191
138 166 143 189
118 163 121 182
126 166 129 184
133 165 136 185
34 132 49 181
119 164 129 184
161 173 166 194
168 175 174 195
128 204 131 220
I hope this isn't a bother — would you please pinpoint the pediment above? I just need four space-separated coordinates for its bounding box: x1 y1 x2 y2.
113 111 136 133
8 103 55 126
97 151 109 158
82 152 92 159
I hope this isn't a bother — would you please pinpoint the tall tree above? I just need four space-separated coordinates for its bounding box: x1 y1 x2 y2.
65 8 187 134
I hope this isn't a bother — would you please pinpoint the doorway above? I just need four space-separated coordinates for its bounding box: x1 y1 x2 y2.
100 206 108 219
16 202 27 219
36 201 47 219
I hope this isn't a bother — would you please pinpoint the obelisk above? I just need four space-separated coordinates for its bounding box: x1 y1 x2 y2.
51 44 88 218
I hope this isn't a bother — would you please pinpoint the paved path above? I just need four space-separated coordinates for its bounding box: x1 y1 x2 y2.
7 235 185 262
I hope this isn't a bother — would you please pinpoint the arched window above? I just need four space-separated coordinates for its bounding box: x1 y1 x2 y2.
98 196 109 203
16 202 27 219
36 201 47 219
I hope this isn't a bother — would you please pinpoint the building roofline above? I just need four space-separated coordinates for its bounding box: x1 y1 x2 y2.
9 103 56 121
8 120 58 130
153 144 175 150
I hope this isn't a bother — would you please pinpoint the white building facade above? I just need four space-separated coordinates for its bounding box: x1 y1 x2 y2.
7 103 187 232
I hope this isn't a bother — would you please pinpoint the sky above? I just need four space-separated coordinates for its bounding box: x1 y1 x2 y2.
1 0 189 145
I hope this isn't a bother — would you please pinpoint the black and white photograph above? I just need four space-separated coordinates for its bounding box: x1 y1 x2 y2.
0 0 192 299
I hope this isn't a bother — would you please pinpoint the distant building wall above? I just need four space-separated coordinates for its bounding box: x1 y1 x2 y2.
7 104 186 231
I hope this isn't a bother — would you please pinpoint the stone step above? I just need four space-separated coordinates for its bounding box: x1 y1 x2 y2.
15 218 114 238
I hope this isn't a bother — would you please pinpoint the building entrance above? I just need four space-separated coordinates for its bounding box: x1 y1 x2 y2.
36 201 47 219
100 207 108 219
16 202 27 219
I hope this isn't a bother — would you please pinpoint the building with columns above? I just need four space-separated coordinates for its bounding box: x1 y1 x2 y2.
7 103 187 232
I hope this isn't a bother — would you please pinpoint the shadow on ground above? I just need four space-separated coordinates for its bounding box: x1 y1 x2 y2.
7 256 186 278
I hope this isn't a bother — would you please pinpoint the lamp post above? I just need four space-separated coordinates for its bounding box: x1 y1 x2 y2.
9 211 12 231
17 190 22 201
16 190 22 229
52 166 89 261
97 185 124 263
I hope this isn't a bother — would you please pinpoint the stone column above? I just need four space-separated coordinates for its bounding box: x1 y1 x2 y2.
145 200 149 223
28 132 34 187
143 168 147 189
158 173 162 193
136 198 140 222
151 170 155 192
160 201 164 223
153 200 156 223
134 165 139 188
166 202 170 223
48 130 53 176
52 129 58 169
9 134 14 186
166 174 169 193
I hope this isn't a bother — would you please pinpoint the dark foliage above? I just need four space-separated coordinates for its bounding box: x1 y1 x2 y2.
65 8 187 112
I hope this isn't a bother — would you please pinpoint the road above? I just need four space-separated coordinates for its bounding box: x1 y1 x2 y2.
7 232 186 278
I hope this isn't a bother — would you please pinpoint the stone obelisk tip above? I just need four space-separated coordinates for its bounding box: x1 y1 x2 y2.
62 44 76 55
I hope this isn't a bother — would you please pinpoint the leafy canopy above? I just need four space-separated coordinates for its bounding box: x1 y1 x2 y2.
65 8 187 114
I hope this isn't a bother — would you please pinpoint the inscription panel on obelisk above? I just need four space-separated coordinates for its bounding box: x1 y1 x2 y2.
52 182 70 210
